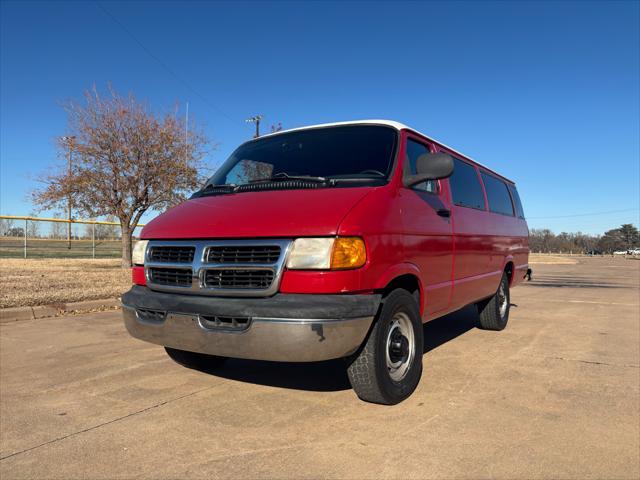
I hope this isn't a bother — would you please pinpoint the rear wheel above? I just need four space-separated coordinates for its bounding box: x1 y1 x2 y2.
164 347 227 370
477 272 510 331
347 289 423 405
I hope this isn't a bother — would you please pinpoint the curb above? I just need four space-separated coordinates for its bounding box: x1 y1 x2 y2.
0 298 121 324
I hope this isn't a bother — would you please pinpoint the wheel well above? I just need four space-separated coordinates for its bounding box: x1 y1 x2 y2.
504 261 514 285
381 274 421 311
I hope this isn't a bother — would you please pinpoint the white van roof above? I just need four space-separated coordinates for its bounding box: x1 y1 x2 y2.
259 119 513 184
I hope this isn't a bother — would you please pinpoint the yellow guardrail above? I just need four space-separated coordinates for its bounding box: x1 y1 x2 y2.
0 215 145 227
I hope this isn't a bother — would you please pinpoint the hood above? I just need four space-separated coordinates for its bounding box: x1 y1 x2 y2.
141 187 375 239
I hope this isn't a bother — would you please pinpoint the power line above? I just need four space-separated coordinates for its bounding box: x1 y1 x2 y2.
95 2 240 125
528 208 639 219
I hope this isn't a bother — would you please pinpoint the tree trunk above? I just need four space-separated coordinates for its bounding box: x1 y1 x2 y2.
121 223 132 268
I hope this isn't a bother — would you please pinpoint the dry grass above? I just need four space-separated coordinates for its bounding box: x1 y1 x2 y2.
529 254 579 265
0 254 598 309
0 259 131 308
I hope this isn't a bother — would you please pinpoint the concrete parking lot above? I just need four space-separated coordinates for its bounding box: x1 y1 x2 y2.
1 257 638 479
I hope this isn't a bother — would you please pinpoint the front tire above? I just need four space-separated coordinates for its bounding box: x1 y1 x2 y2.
164 347 227 370
347 289 424 405
477 272 510 331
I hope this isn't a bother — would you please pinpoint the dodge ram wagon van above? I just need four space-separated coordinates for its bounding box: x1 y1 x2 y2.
123 120 529 405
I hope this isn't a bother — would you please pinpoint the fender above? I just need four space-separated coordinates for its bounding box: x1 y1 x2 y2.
374 262 425 314
501 254 515 285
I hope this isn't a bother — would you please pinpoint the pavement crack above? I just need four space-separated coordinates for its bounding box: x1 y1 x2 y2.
0 385 218 462
547 355 639 368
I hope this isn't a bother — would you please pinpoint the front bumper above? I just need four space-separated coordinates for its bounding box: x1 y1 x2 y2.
122 286 380 362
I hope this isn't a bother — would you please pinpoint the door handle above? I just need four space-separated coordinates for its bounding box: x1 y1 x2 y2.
437 208 451 218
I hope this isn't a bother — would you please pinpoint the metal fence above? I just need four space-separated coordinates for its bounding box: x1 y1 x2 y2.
0 215 144 259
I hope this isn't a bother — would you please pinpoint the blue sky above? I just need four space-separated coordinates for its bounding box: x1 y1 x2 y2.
1 0 638 234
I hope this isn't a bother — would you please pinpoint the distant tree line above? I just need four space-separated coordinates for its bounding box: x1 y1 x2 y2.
0 216 122 240
530 224 639 254
3 213 636 255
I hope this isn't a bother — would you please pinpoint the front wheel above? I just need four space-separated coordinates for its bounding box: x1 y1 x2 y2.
347 289 424 405
477 272 510 331
164 347 227 370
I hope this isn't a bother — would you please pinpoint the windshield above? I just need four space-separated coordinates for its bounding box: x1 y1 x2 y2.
202 125 398 189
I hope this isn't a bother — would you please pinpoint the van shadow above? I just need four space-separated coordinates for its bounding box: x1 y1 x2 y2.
525 275 628 289
193 304 480 393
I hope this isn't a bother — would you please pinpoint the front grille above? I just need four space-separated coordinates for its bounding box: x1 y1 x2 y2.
149 267 193 287
206 245 281 264
203 269 274 289
144 239 290 297
149 246 195 263
200 315 251 331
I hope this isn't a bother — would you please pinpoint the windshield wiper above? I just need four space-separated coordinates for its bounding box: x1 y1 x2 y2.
248 172 327 183
328 176 387 184
192 183 237 198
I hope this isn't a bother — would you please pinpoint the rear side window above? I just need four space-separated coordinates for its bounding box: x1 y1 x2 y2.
449 158 485 209
508 184 525 219
404 139 438 193
481 173 514 216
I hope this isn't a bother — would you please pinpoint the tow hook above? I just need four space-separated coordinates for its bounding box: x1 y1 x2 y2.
525 268 533 281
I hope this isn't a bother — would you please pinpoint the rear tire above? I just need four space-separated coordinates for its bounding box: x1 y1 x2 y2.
347 289 423 405
164 347 227 370
477 272 510 331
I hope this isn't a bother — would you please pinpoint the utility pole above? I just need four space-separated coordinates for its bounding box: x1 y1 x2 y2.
246 115 263 138
61 136 76 249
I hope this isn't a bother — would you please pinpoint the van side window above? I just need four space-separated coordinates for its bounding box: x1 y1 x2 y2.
449 158 485 209
508 184 525 219
404 139 439 193
481 172 514 216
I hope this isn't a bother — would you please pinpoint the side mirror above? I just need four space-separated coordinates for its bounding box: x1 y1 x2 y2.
404 152 454 187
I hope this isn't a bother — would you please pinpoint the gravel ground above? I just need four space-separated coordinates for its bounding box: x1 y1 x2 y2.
0 259 130 308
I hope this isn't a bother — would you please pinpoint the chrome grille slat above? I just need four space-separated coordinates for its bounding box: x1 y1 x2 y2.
204 269 275 289
149 267 193 287
206 246 281 264
149 246 195 263
144 239 292 297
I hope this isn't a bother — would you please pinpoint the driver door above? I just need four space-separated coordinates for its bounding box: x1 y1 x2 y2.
398 133 454 318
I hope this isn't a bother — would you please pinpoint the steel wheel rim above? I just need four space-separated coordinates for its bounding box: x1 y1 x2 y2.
498 280 508 318
385 311 415 382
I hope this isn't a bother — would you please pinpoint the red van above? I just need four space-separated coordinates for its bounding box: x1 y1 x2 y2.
123 120 529 404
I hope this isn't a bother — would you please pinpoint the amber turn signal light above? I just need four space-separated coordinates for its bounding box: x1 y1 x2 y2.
330 237 367 270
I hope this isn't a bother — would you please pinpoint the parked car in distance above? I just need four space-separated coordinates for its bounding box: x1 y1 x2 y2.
614 250 628 255
122 120 530 404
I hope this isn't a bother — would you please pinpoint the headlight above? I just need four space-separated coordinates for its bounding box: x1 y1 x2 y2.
132 240 148 266
287 237 366 270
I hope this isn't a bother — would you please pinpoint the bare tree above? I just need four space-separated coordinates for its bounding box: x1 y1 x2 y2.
0 217 15 237
83 217 119 240
50 214 66 239
270 122 283 133
97 221 119 240
26 216 40 239
33 86 210 266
